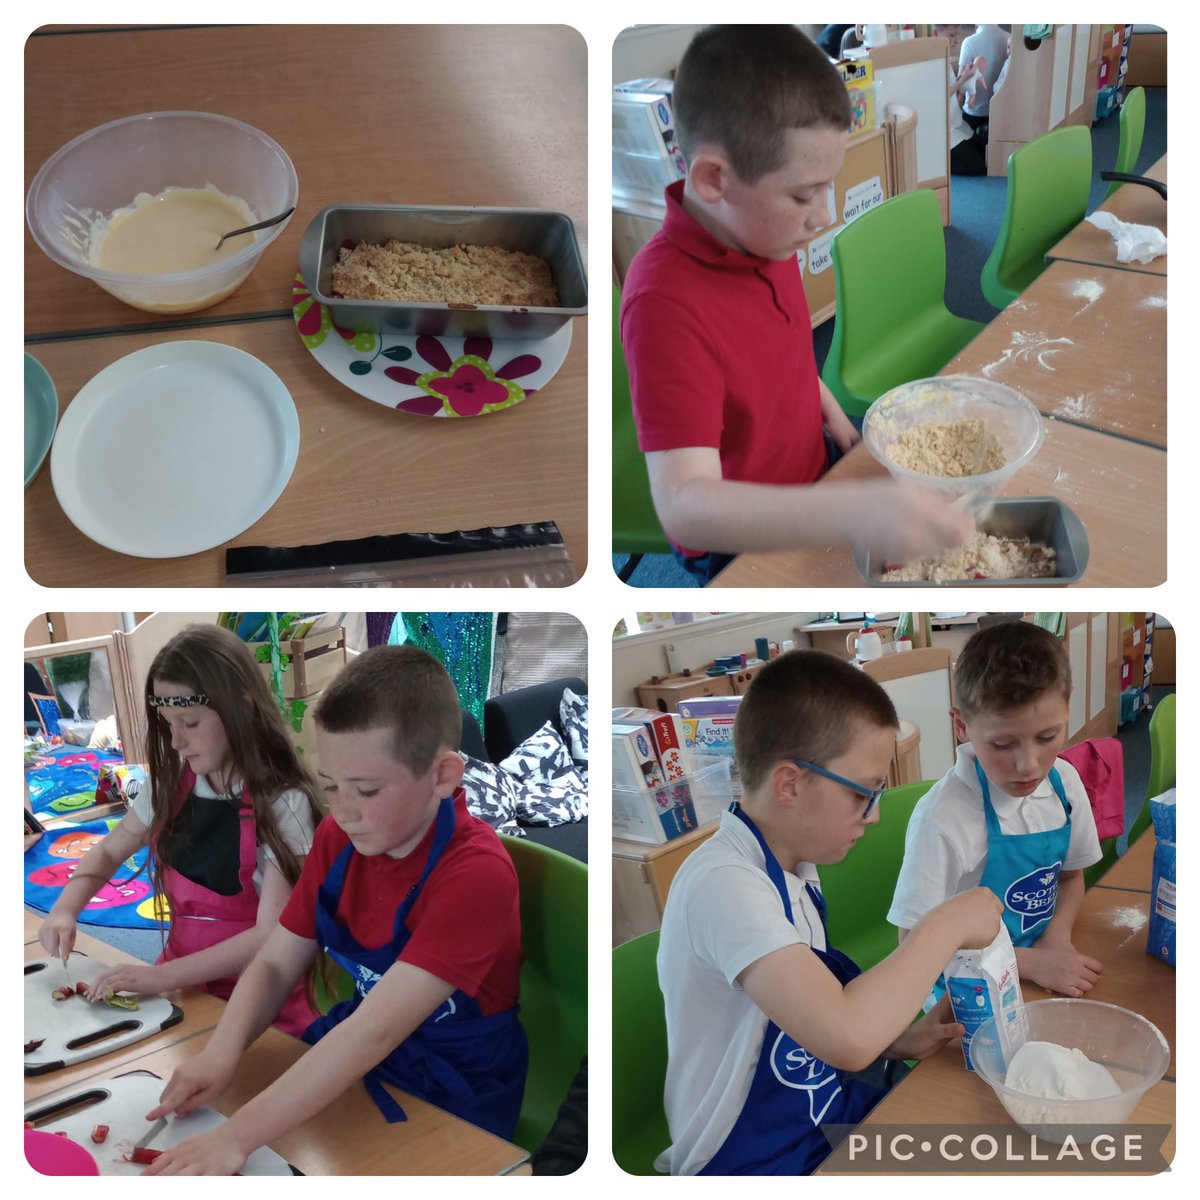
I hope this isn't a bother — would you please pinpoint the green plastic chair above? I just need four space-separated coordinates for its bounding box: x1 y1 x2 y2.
1127 693 1175 849
613 283 671 580
612 930 670 1176
816 779 934 970
1104 87 1147 201
1083 835 1120 890
822 189 984 418
980 124 1092 309
500 835 588 1154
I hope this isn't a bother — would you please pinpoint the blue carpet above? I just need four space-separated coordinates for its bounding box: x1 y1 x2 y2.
616 88 1167 588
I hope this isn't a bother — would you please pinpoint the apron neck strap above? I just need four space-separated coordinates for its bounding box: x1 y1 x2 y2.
731 803 794 923
976 758 1071 826
391 793 459 940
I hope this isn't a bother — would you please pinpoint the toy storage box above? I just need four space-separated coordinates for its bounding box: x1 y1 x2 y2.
612 756 733 845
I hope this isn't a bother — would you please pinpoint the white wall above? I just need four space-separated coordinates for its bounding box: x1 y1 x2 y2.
612 612 820 707
613 24 825 83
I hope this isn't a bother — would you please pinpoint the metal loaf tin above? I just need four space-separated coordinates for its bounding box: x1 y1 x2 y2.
853 497 1090 586
299 204 588 340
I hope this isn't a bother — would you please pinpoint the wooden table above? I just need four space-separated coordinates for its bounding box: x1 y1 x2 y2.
1047 155 1167 276
1093 833 1155 895
25 925 227 1102
713 415 1166 587
944 260 1166 449
24 25 587 585
24 920 529 1173
32 1030 530 1175
818 837 1176 1174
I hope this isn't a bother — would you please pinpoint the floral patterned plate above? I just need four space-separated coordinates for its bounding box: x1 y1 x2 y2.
291 274 571 417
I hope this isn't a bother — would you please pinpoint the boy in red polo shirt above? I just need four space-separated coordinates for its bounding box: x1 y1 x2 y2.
620 25 973 582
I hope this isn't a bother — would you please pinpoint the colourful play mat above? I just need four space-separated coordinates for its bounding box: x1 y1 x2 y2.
24 816 167 931
25 744 125 820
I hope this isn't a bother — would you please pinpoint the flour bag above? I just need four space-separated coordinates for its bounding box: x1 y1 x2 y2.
944 924 1028 1071
1146 789 1176 967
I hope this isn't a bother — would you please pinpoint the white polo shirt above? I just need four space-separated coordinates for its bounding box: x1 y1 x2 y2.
887 743 1102 933
655 808 827 1175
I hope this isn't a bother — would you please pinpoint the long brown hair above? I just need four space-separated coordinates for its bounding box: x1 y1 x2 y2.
143 624 322 921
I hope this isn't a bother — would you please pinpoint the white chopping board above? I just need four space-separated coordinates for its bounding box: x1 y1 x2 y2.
23 1069 295 1175
25 952 181 1075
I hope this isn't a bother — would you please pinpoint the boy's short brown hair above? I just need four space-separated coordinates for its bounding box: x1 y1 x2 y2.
314 645 462 775
673 25 852 184
954 622 1072 719
735 650 898 791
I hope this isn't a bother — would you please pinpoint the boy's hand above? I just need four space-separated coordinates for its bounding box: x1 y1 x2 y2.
825 409 861 454
141 1125 247 1176
1023 943 1103 997
886 994 964 1062
148 1050 238 1120
851 481 975 563
932 887 1003 950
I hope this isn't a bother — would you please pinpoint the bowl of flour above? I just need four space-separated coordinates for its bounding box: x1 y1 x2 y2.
862 375 1045 499
969 999 1169 1144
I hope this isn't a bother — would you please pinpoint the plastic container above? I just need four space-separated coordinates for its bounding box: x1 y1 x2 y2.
57 719 96 747
863 375 1045 498
612 756 733 845
27 111 298 314
969 999 1169 1144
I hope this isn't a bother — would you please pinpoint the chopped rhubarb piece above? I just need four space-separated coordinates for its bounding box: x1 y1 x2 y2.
91 1124 109 1144
75 981 89 995
126 1147 163 1164
25 1038 45 1053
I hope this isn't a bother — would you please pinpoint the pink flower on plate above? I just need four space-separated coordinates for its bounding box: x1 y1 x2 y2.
386 335 543 417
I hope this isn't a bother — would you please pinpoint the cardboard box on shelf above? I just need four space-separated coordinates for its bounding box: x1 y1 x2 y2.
612 707 692 781
612 723 666 793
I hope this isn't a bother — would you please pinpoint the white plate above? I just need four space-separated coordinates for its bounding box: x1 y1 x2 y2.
50 341 299 558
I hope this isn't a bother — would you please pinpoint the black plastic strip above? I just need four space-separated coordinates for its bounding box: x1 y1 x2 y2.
1043 413 1166 452
24 308 294 346
226 522 565 575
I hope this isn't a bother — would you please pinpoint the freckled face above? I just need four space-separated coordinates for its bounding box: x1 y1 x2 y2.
716 124 848 260
315 726 445 859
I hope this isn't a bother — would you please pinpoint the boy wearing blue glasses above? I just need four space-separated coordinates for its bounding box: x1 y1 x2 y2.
889 621 1103 1000
655 650 1002 1175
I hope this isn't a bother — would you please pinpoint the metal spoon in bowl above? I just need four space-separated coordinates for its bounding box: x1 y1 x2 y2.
214 206 295 251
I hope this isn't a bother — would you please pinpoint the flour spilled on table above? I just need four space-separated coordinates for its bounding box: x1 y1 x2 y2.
1110 906 1148 932
1143 293 1167 308
981 332 1074 378
1070 278 1105 309
1053 394 1097 421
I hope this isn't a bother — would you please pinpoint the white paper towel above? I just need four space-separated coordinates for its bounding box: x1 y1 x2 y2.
1086 211 1167 264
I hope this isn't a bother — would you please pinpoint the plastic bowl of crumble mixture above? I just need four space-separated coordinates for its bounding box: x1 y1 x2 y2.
862 375 1045 498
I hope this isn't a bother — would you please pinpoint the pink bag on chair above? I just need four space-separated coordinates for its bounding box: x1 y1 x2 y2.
1059 738 1125 840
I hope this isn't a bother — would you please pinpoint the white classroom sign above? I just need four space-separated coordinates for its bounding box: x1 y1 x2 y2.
807 228 839 275
843 176 885 224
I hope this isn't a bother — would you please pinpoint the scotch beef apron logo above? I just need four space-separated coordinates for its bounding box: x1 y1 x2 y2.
1005 861 1062 934
769 1031 843 1124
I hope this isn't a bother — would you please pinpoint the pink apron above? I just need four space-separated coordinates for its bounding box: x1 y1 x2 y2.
157 767 318 1037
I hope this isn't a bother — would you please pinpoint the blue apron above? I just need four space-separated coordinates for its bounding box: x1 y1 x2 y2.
303 795 529 1139
976 759 1072 948
699 806 886 1176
